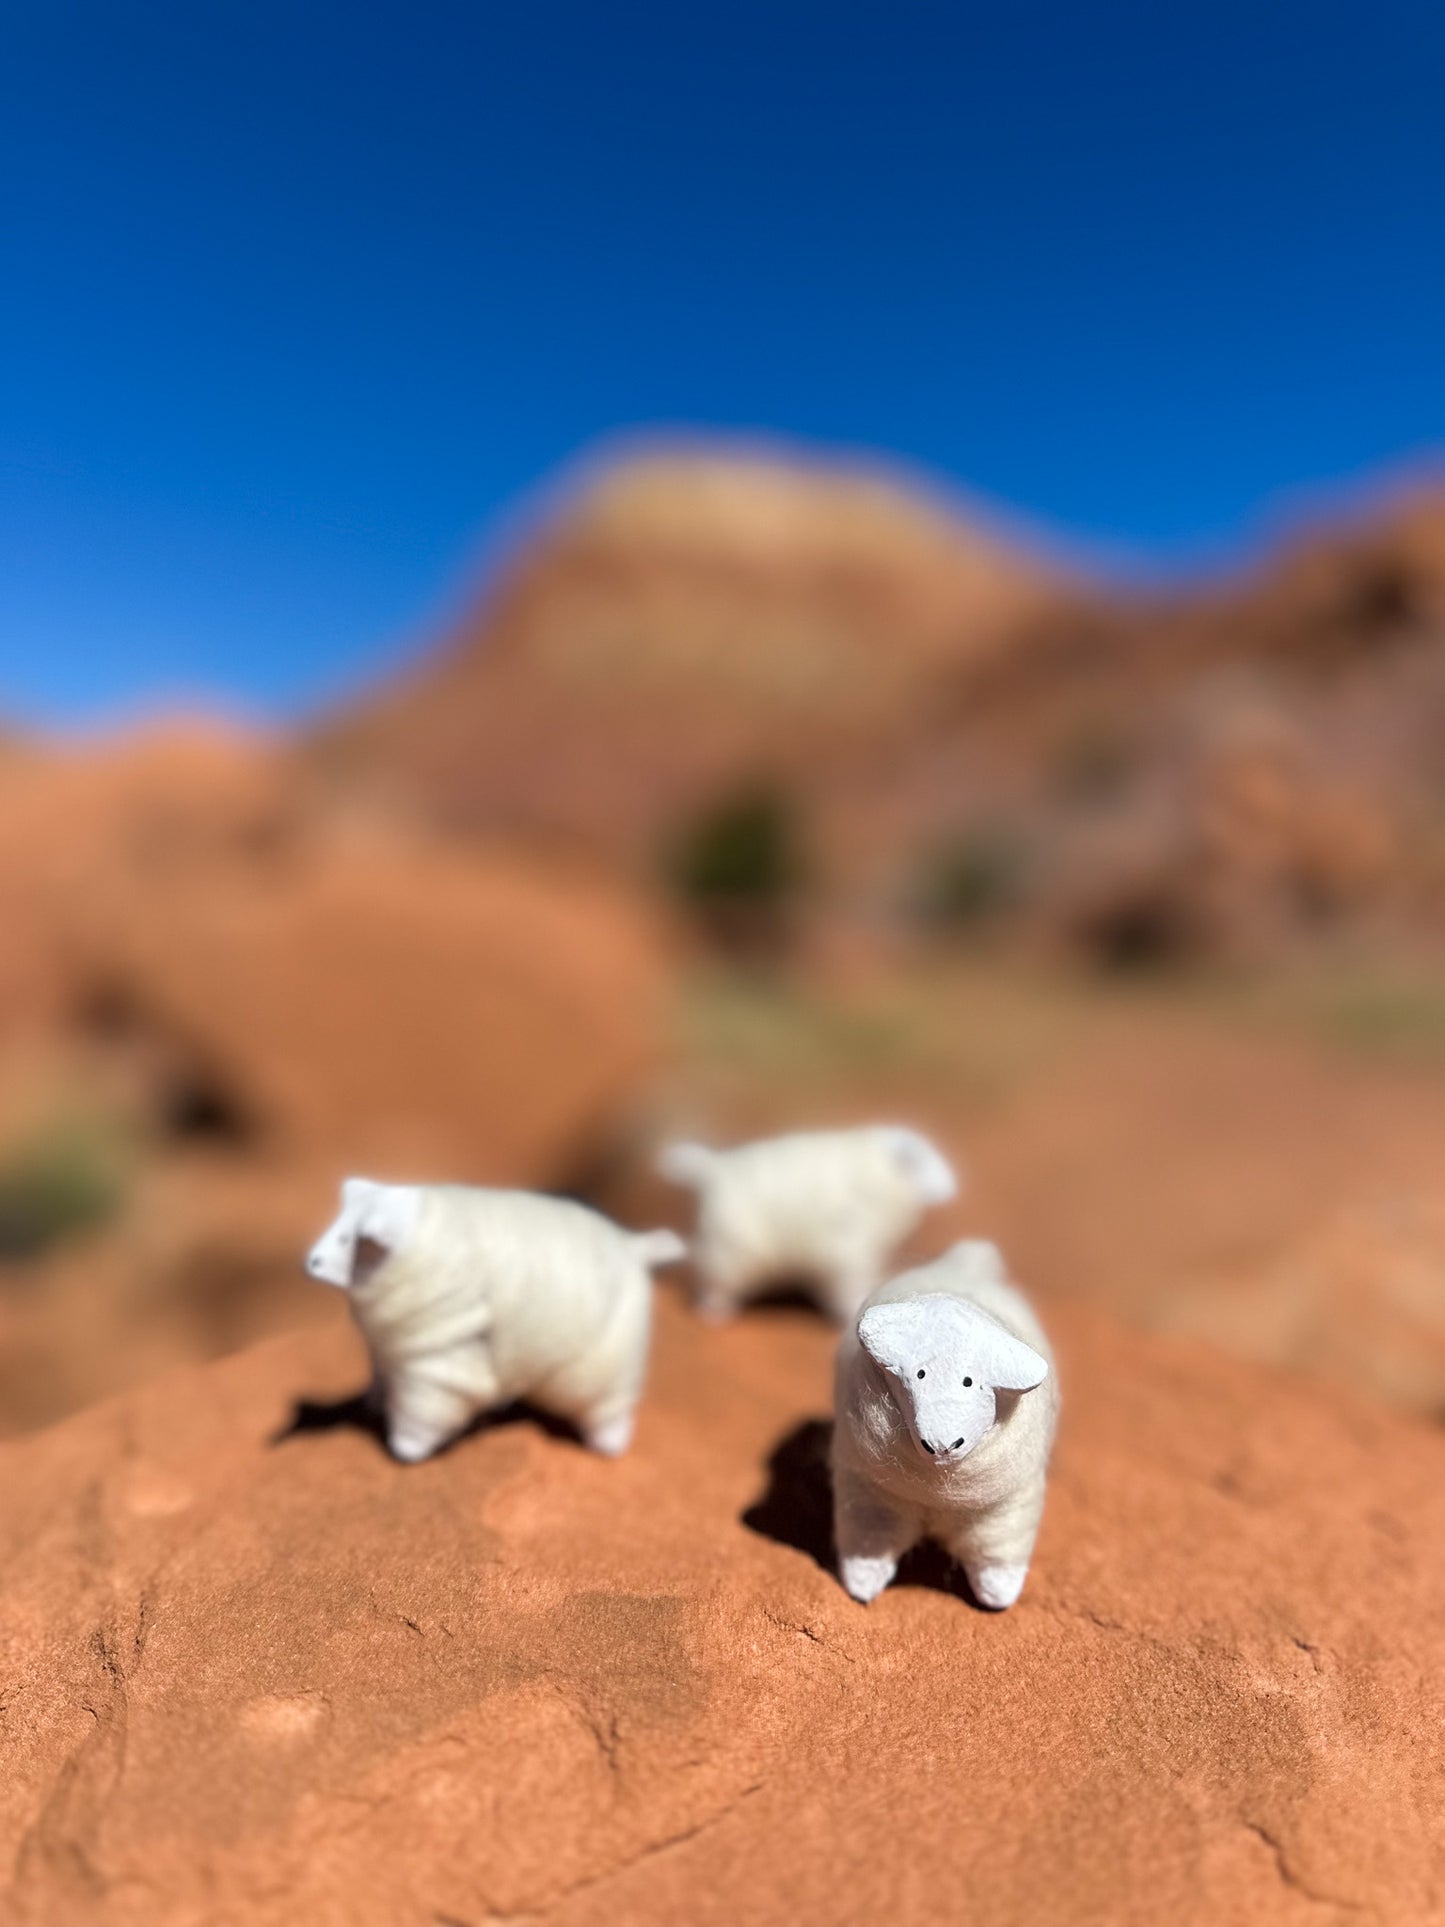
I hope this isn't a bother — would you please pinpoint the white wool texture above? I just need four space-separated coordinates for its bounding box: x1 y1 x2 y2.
660 1126 958 1323
832 1241 1058 1609
311 1183 670 1460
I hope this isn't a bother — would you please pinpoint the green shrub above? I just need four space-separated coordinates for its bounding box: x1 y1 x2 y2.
665 786 805 953
0 1121 124 1262
914 826 1029 930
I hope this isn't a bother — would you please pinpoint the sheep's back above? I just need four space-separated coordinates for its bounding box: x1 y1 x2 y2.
704 1132 918 1270
353 1188 643 1388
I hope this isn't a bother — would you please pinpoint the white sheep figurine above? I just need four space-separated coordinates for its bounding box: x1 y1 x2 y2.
832 1239 1057 1609
305 1178 685 1462
656 1125 960 1324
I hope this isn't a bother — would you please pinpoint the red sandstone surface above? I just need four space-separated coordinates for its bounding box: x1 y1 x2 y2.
2 1289 1440 1925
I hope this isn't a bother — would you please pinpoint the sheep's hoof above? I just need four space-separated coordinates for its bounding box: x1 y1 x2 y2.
840 1554 898 1604
388 1424 440 1464
969 1563 1028 1610
585 1414 634 1457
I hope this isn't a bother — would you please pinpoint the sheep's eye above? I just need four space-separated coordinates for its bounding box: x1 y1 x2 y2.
963 1376 973 1387
916 1369 926 1380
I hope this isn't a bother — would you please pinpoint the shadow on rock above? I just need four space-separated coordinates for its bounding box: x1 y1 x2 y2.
271 1388 384 1448
742 1417 836 1570
894 1539 979 1605
271 1391 584 1455
742 1279 837 1320
742 1416 988 1607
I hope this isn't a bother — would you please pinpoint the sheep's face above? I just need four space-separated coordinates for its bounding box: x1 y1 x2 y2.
305 1178 420 1288
858 1293 1047 1467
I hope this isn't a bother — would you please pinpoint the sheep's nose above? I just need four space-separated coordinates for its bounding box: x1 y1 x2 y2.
921 1439 937 1454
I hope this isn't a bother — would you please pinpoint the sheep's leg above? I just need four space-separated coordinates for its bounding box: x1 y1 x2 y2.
579 1402 637 1457
819 1257 879 1326
943 1487 1045 1611
691 1252 746 1324
576 1347 647 1456
384 1374 476 1464
834 1469 917 1604
694 1288 739 1325
957 1556 1030 1611
546 1280 651 1457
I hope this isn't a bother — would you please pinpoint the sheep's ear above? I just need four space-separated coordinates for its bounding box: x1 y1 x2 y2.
355 1183 421 1256
971 1317 1049 1393
882 1128 960 1205
857 1304 901 1372
858 1301 919 1374
341 1176 381 1215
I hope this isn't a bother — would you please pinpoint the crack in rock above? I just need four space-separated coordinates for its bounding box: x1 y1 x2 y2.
10 1609 135 1913
1242 1820 1365 1914
760 1607 854 1664
503 1781 767 1919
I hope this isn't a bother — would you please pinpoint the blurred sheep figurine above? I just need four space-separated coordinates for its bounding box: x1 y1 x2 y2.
832 1239 1056 1610
657 1125 959 1324
306 1178 684 1462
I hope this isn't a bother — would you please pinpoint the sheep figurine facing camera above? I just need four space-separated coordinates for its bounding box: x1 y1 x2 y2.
305 1178 685 1462
832 1240 1057 1610
656 1125 960 1324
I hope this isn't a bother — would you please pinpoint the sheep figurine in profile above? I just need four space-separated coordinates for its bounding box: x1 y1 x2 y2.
305 1178 684 1462
656 1125 960 1324
832 1239 1057 1610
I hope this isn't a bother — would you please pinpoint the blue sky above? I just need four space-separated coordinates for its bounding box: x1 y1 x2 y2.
4 1 1444 724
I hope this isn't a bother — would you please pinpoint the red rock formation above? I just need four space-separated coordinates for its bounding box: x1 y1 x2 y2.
1 1289 1440 1922
314 450 1445 962
0 719 297 1026
79 836 667 1178
315 449 1064 868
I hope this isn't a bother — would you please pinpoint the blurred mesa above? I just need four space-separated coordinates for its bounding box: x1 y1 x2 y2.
318 447 1445 970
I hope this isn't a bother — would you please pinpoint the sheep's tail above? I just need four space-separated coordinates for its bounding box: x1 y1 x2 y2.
655 1140 715 1189
631 1228 689 1270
